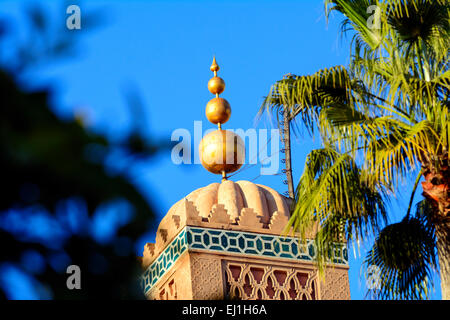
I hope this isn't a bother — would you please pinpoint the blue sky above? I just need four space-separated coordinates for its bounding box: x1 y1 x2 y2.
0 0 442 299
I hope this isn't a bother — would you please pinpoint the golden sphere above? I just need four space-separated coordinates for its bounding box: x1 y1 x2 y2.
208 76 225 95
205 97 231 124
199 130 245 174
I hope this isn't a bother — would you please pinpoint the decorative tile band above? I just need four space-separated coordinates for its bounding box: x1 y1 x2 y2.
141 226 348 294
142 228 188 294
187 227 348 264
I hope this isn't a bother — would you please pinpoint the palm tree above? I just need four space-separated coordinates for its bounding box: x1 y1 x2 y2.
259 0 449 299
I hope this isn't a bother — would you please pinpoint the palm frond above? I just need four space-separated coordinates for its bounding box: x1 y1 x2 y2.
366 119 439 186
259 0 449 299
364 199 437 300
259 66 359 136
387 0 450 51
290 147 388 272
325 0 387 50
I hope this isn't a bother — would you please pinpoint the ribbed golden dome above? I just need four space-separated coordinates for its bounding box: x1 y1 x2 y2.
168 180 292 224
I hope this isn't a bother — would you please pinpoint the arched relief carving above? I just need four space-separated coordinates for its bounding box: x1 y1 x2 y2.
223 261 317 300
158 278 177 300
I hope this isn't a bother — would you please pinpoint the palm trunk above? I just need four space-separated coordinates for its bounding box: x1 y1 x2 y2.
435 222 450 300
421 157 450 299
283 110 295 200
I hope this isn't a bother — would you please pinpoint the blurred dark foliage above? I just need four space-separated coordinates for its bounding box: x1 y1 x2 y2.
0 3 162 299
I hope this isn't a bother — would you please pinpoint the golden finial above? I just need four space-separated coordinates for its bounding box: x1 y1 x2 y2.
205 97 230 125
210 56 220 73
208 57 226 96
206 56 230 125
199 129 245 175
199 57 245 180
208 77 225 96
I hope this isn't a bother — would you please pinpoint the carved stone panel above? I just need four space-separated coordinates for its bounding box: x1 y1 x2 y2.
319 267 351 300
222 260 318 300
190 254 224 300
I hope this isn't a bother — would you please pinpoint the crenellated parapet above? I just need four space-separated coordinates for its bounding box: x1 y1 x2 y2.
140 180 349 300
142 180 309 269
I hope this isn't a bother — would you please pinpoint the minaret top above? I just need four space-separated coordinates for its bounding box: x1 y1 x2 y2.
200 57 245 181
